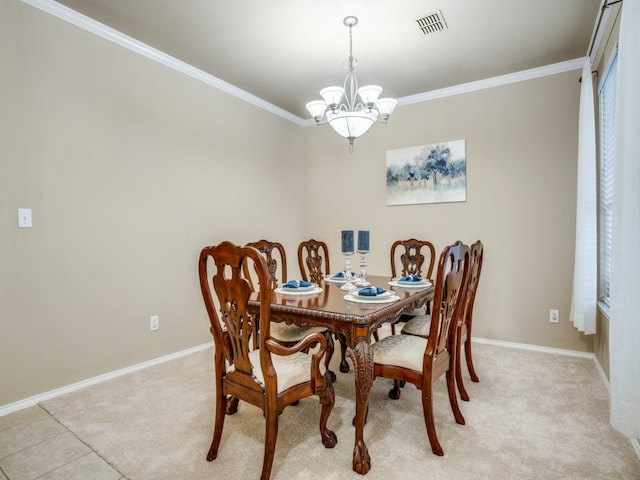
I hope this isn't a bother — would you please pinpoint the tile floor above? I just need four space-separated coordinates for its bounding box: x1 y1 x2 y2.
0 405 123 480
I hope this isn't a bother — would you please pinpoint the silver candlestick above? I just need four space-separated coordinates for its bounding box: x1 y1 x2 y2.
340 253 357 291
358 250 370 286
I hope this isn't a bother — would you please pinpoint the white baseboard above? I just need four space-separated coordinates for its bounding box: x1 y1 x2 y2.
471 336 595 359
472 337 612 391
591 353 610 393
631 438 640 460
0 342 213 417
632 438 640 462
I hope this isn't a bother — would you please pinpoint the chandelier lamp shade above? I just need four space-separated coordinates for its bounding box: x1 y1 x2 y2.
306 16 397 150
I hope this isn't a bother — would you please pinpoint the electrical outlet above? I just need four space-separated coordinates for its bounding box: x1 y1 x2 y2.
150 315 159 331
549 309 559 324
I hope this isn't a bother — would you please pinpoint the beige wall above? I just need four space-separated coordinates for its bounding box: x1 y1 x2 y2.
1 0 594 410
304 72 594 353
0 1 305 406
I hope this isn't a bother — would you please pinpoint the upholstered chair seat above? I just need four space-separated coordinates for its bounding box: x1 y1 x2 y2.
229 349 327 394
401 315 432 337
271 323 328 343
371 334 427 372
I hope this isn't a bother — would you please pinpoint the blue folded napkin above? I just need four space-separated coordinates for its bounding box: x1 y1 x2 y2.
358 287 387 297
399 274 423 282
282 280 312 289
331 271 354 279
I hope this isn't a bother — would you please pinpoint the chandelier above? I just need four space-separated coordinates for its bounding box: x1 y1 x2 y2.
306 16 397 150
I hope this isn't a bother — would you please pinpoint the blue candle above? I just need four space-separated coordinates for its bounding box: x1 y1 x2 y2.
358 230 370 252
341 230 354 254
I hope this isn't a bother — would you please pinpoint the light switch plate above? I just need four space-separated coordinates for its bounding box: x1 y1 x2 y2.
18 208 32 228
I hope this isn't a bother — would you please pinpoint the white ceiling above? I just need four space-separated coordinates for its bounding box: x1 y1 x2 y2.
51 0 601 119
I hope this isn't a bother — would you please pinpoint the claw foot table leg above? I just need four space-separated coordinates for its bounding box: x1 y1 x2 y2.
348 338 374 474
353 440 371 474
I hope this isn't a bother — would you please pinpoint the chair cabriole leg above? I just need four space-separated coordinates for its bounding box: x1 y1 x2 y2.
207 391 227 461
260 410 278 480
421 378 443 456
465 337 479 382
447 366 466 425
455 336 470 401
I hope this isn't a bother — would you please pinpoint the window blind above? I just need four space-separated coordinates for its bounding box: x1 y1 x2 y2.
599 52 617 306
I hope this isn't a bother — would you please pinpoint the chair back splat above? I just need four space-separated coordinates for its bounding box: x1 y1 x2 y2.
244 239 287 291
298 239 330 285
390 238 436 279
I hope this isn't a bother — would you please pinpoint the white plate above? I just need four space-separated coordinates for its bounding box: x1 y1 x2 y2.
354 288 393 299
279 282 317 292
388 279 432 288
325 274 363 285
274 286 323 296
344 292 400 304
325 273 357 284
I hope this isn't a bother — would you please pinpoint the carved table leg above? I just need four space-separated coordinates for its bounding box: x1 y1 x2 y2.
347 339 373 475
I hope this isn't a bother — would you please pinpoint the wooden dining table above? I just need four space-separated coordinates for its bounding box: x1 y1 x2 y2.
250 274 434 475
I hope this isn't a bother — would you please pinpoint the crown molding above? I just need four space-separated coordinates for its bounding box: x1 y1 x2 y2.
399 57 587 106
21 0 307 126
23 0 587 128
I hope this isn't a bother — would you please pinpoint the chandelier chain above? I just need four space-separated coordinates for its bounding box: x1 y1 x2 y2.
345 23 357 111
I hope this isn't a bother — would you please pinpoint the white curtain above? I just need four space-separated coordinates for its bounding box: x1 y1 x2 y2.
610 0 640 439
569 59 597 335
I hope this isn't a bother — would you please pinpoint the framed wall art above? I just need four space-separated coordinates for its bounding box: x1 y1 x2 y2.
385 139 467 206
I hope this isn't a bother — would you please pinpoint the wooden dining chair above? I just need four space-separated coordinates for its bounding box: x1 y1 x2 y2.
455 240 484 401
246 239 336 382
389 239 437 333
402 240 484 401
199 241 337 480
371 241 469 456
298 239 350 374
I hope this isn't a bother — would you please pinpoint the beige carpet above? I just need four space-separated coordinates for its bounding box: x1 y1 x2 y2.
41 339 639 480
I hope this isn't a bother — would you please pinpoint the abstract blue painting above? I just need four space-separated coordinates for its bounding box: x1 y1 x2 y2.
386 139 466 206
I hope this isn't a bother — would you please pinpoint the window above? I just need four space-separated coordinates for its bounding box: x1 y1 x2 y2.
598 52 617 307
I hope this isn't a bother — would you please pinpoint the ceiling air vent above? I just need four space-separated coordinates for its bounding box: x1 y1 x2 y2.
416 10 448 35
